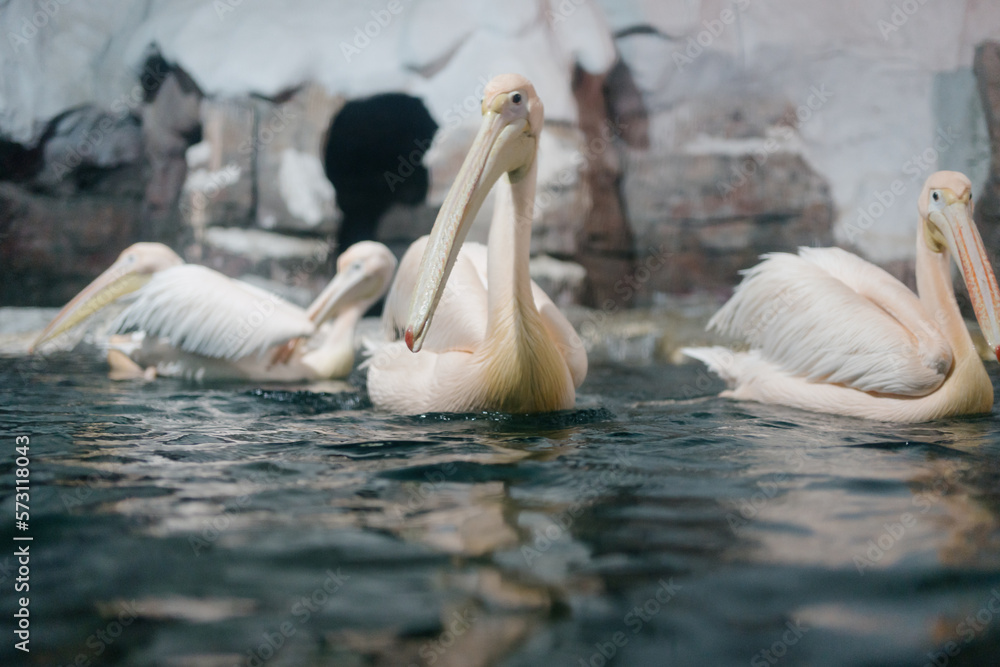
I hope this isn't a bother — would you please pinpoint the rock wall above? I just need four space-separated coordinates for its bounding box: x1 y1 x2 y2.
975 40 1000 257
0 181 143 306
0 0 616 306
1 1 999 309
603 0 998 272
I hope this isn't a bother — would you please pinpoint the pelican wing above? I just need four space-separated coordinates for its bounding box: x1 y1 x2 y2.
113 265 315 360
708 247 952 397
383 238 488 352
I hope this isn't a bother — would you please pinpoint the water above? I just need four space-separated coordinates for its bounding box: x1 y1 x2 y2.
2 353 1000 666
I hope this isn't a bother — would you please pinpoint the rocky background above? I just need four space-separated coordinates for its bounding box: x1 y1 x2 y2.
1 0 998 311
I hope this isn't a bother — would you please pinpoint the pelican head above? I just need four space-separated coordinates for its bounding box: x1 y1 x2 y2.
919 170 1000 362
404 73 543 352
30 242 184 353
306 241 398 324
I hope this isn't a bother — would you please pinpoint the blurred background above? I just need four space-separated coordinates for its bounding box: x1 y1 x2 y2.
1 0 998 316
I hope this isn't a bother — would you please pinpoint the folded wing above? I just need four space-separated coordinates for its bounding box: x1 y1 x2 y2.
707 247 952 397
113 265 316 360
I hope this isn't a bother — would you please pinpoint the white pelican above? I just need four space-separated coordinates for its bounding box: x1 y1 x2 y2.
683 171 1000 422
366 74 587 413
31 241 397 382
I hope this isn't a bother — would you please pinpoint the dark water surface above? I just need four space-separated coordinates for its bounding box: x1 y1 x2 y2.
2 354 1000 666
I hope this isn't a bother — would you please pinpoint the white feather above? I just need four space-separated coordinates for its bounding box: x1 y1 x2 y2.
113 265 315 360
704 247 951 396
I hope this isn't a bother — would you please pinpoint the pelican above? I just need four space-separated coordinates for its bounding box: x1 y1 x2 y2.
683 171 1000 422
31 241 397 382
366 74 587 413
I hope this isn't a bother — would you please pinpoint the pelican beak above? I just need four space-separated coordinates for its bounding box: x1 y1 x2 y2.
306 265 369 325
932 196 1000 362
307 246 397 325
30 256 156 353
404 94 533 352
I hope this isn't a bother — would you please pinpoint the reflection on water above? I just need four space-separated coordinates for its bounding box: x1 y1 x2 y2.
1 355 1000 666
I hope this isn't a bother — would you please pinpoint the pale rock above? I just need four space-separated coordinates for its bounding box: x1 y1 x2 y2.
178 98 255 230
532 125 589 258
277 149 336 229
185 141 211 168
203 227 328 263
34 106 143 189
141 67 202 238
529 255 587 308
543 0 617 74
198 227 333 296
254 83 345 233
609 1 995 266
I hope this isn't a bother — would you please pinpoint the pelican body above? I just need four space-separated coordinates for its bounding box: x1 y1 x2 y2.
366 74 587 413
684 171 1000 422
32 241 397 382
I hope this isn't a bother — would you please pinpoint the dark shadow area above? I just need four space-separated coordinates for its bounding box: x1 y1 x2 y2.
0 136 43 182
323 93 437 255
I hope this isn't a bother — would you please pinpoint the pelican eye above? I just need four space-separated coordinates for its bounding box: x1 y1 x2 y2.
511 92 522 104
932 191 940 202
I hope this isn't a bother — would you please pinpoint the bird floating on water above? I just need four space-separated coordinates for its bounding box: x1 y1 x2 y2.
366 73 587 413
684 171 1000 422
31 241 396 382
